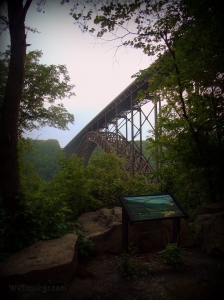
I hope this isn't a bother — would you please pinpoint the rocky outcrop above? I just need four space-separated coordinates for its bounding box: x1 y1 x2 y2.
194 201 224 216
195 205 224 256
0 233 78 284
77 207 193 254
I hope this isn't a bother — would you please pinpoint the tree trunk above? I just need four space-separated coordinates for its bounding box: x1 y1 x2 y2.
0 0 32 214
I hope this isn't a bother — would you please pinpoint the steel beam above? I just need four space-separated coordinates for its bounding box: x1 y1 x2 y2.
63 76 160 176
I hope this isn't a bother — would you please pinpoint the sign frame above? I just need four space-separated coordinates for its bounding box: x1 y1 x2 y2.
119 193 188 252
120 193 188 225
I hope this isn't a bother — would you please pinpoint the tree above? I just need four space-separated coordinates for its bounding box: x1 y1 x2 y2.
0 49 75 135
48 154 102 218
0 1 73 214
71 0 224 204
86 152 128 207
0 0 34 213
136 0 224 203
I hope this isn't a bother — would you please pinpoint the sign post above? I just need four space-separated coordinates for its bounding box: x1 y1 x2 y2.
122 207 129 252
120 193 188 252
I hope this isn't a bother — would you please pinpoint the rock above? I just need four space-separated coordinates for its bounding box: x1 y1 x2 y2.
130 217 193 252
195 212 224 256
0 234 78 284
194 201 224 216
77 207 123 254
77 207 193 254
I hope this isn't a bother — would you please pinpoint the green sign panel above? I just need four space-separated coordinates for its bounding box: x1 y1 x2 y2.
120 194 187 223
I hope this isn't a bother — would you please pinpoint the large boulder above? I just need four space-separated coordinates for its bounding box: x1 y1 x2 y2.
195 212 224 256
194 201 224 216
0 233 78 284
77 207 193 254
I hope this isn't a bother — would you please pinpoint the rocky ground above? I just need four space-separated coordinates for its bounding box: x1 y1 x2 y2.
1 246 224 300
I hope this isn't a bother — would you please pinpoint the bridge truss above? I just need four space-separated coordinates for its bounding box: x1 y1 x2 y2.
64 77 161 176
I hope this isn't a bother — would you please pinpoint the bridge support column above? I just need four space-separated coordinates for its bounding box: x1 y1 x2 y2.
116 104 118 155
131 93 134 176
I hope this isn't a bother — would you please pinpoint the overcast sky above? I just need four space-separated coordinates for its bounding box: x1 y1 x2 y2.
0 1 153 148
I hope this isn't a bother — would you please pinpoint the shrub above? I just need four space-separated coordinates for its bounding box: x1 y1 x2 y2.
76 230 94 260
159 243 186 267
48 154 102 218
0 194 76 261
86 152 128 207
0 204 37 260
116 252 139 279
116 247 153 279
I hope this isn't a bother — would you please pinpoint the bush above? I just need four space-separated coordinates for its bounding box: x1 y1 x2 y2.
123 173 159 195
116 249 152 279
26 195 76 240
0 194 76 261
76 230 94 260
0 204 37 260
116 252 139 279
86 152 128 207
159 243 186 267
48 154 102 218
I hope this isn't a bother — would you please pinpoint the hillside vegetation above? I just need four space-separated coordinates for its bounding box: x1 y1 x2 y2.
23 139 61 181
1 144 159 260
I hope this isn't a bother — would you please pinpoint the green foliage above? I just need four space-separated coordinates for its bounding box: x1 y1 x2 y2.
0 193 75 261
18 138 46 196
159 243 186 268
139 0 224 204
0 50 75 135
123 173 159 196
0 145 169 260
116 252 139 279
86 152 158 207
76 230 94 260
89 145 103 159
41 150 159 221
0 48 75 216
1 141 78 260
48 154 102 218
116 248 152 279
90 141 155 166
23 138 62 181
86 152 128 207
25 195 75 240
0 202 37 260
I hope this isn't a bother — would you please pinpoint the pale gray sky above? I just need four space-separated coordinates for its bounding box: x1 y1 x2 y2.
0 1 153 148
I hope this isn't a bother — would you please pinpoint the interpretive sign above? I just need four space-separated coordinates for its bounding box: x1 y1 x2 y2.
119 194 188 251
120 194 188 224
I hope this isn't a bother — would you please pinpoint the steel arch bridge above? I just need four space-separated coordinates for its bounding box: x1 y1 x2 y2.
64 77 160 176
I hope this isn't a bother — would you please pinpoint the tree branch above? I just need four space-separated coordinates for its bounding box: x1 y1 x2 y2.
0 16 9 25
22 0 33 21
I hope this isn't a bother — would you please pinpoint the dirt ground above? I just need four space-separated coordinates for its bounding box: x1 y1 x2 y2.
1 246 224 300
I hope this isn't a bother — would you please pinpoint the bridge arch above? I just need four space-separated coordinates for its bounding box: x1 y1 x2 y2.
76 131 153 175
76 131 114 166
